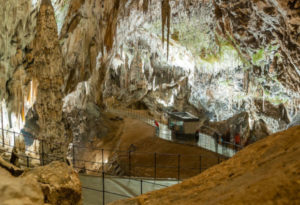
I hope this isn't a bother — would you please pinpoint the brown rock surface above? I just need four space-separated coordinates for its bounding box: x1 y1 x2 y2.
110 126 300 205
33 0 68 164
22 161 82 205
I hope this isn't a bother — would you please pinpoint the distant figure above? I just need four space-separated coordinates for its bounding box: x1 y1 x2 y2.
154 120 159 136
234 133 241 151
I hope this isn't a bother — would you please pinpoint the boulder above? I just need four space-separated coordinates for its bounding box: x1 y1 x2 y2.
22 161 82 205
0 157 44 205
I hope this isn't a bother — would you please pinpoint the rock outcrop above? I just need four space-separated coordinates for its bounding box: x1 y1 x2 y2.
110 126 300 205
22 161 82 205
0 166 44 205
0 156 82 205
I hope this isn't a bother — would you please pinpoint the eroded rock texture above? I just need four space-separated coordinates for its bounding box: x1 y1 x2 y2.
214 0 300 92
33 0 68 164
0 156 82 205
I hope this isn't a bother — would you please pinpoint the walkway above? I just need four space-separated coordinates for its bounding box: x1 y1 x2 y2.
106 107 238 157
80 174 178 205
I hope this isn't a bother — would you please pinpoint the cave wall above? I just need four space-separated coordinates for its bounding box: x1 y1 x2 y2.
0 0 299 159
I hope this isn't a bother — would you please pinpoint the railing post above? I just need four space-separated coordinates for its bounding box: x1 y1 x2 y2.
101 148 104 173
199 156 202 173
154 152 157 179
140 179 143 195
102 171 105 205
128 150 131 177
177 154 180 181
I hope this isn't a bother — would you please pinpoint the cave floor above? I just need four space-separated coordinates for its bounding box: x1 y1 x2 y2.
78 112 225 179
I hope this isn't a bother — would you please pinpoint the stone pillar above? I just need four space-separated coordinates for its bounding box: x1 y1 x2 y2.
33 0 67 164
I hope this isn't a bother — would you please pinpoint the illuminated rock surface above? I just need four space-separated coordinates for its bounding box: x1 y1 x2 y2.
109 126 300 205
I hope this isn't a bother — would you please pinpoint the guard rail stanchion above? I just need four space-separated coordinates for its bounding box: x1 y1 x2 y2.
128 150 131 177
102 171 105 205
101 149 104 172
154 152 157 179
140 179 143 195
177 154 181 181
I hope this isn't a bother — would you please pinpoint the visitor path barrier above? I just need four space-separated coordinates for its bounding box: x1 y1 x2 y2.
0 127 227 204
80 173 179 204
106 107 242 157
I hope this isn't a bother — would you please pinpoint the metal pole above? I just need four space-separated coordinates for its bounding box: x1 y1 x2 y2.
199 156 202 173
177 154 180 181
102 171 105 205
140 179 143 195
27 156 29 168
128 151 131 177
102 149 104 172
154 152 157 179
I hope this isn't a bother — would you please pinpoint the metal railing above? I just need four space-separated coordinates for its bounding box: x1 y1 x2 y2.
0 127 227 204
105 107 243 157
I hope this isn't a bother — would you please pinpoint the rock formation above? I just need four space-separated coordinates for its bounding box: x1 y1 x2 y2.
110 126 300 205
32 0 68 164
0 156 82 205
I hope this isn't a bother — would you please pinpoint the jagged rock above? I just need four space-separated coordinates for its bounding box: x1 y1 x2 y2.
248 119 271 145
0 156 82 205
254 99 290 124
0 155 23 177
0 164 44 205
22 161 82 205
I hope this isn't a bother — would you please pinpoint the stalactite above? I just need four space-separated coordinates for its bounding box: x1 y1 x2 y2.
142 0 149 13
161 0 171 60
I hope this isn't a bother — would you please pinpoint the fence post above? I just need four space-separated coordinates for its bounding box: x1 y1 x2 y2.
27 156 29 168
72 144 75 167
154 152 157 179
101 149 104 173
128 150 131 177
102 171 105 205
140 179 143 195
199 156 202 173
177 154 180 181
